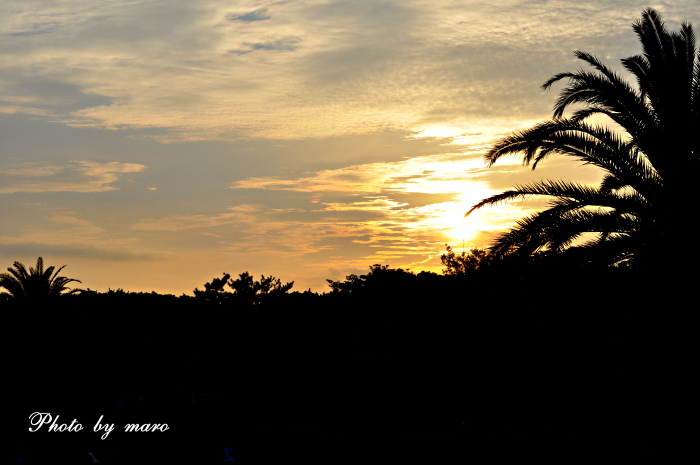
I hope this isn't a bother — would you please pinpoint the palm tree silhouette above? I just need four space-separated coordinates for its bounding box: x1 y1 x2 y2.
0 257 82 300
467 8 698 269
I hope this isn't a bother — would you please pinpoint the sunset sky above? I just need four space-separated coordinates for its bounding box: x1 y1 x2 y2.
1 0 696 294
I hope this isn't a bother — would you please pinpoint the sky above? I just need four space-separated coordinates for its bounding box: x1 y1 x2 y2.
1 0 697 294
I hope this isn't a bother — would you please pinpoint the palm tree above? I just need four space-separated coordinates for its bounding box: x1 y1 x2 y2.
467 8 698 270
0 257 82 300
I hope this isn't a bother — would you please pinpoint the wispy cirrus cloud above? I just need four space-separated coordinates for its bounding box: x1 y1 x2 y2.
231 150 495 193
0 160 146 193
0 210 171 262
131 205 260 231
0 242 171 262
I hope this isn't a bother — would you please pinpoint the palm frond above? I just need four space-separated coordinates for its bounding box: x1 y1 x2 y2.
599 174 627 193
0 257 81 299
470 9 696 268
484 119 662 201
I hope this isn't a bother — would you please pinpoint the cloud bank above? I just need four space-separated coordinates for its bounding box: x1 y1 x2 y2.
2 0 693 141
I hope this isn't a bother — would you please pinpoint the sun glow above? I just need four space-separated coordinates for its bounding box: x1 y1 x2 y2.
425 200 505 248
413 125 465 139
442 205 480 243
230 150 522 259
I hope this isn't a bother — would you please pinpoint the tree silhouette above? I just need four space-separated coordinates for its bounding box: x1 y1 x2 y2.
194 271 294 305
326 264 418 293
0 257 82 300
229 271 294 305
192 273 231 304
467 8 698 270
440 245 491 275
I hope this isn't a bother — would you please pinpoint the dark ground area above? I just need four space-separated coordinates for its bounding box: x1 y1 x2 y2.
4 271 694 463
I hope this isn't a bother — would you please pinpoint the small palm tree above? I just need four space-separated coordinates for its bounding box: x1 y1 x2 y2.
0 257 82 300
467 8 698 269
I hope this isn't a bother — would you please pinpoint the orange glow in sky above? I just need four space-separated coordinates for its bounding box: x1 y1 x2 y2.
1 0 692 293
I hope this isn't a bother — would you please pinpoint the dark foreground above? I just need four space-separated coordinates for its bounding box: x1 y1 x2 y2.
4 271 694 463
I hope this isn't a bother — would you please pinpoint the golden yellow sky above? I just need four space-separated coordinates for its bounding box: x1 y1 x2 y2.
1 1 696 293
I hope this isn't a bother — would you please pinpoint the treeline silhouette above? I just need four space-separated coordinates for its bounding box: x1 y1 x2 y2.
4 249 692 464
